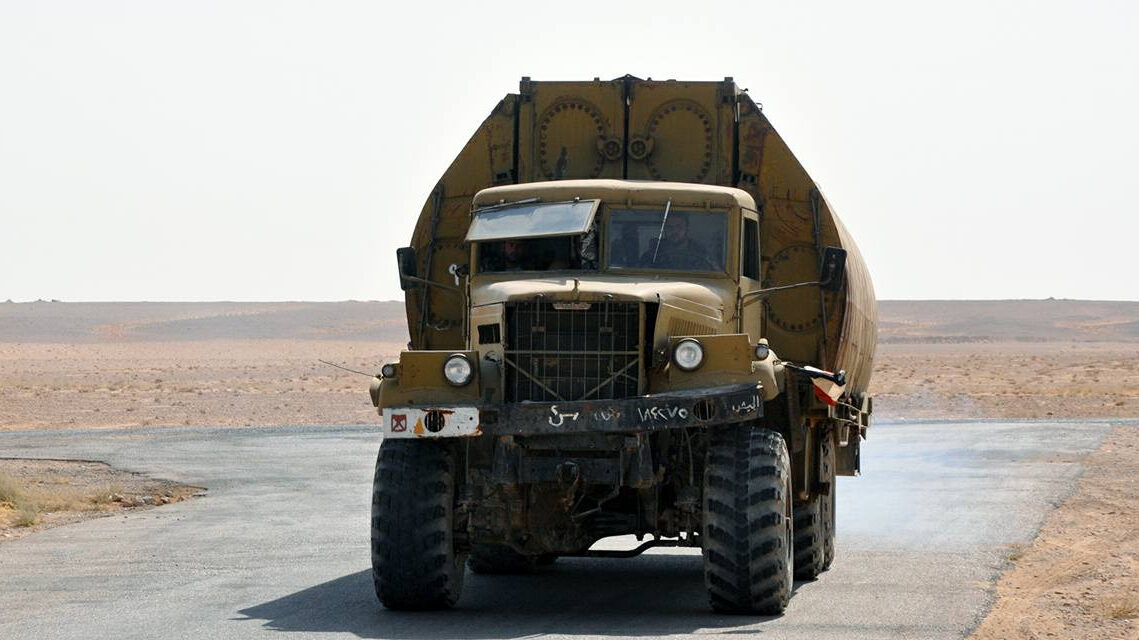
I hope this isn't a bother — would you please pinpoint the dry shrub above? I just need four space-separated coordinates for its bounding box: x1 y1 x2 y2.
14 503 39 527
0 471 26 508
1 473 41 527
1099 594 1139 620
92 483 124 505
0 471 120 528
32 489 89 513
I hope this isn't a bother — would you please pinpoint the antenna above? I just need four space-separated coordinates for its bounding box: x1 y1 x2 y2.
651 199 672 264
318 360 375 378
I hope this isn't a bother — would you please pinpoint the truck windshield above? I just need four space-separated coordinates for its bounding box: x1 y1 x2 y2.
608 209 727 272
473 200 602 273
466 200 600 241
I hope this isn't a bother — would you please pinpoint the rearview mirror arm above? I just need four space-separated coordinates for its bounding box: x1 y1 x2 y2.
401 275 462 295
741 245 846 307
739 279 827 305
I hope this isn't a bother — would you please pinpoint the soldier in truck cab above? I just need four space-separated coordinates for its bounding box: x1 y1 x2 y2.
640 213 717 271
481 236 585 272
501 239 524 270
481 239 534 271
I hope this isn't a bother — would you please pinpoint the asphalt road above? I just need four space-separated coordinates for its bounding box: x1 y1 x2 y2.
0 421 1113 640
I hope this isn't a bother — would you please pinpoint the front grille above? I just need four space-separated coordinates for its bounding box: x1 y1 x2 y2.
504 300 640 402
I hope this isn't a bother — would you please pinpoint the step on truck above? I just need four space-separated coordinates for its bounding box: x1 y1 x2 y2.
368 76 877 614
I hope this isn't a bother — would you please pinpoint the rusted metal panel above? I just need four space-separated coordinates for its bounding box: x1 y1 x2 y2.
624 79 736 185
516 77 626 183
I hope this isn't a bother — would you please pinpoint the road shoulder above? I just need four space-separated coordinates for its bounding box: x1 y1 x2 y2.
971 424 1139 639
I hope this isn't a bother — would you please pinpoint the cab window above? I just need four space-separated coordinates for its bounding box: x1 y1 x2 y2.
742 217 759 279
478 236 587 272
608 209 727 272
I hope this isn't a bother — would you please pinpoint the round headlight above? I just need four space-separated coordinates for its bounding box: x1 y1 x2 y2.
380 363 397 378
442 354 474 386
672 339 704 371
754 344 770 360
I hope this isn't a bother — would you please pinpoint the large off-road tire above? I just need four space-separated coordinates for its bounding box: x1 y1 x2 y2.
793 498 824 579
468 544 538 575
702 425 794 615
371 439 466 610
820 433 837 570
793 431 837 579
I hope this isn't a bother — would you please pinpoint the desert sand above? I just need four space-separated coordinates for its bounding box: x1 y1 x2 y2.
0 302 406 430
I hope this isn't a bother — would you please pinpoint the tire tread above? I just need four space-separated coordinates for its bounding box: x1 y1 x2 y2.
371 439 464 610
702 426 792 614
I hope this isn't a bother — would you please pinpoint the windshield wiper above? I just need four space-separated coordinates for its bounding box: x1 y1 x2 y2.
650 199 672 264
472 197 541 214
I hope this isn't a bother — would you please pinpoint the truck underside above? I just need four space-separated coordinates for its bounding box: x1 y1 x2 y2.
458 375 854 556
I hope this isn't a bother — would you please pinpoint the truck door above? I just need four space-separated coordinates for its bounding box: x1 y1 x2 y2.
739 214 764 341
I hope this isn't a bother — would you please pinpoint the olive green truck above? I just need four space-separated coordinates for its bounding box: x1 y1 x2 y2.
368 76 877 614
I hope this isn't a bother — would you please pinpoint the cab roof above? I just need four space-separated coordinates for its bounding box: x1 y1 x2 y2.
473 180 758 212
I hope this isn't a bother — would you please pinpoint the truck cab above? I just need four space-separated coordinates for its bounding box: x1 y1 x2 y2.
375 179 785 435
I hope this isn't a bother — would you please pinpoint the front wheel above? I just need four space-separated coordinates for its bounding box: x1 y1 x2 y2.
371 439 466 610
702 425 794 614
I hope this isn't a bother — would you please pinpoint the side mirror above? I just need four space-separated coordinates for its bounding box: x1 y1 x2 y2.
396 247 417 291
739 245 848 303
819 246 847 292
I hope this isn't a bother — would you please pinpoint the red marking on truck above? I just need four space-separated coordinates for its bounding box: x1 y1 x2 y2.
391 414 407 432
812 379 842 406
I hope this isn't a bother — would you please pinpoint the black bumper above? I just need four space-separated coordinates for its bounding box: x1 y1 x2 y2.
480 383 763 436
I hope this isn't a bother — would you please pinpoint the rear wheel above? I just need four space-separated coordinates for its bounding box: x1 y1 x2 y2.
793 431 837 579
371 439 466 610
702 425 793 614
820 434 837 570
793 498 824 579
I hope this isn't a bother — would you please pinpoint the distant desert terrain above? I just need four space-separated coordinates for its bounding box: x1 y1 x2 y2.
0 302 407 430
1 299 1136 430
876 299 1139 420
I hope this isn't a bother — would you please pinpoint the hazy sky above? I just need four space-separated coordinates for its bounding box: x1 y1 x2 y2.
1 1 1136 302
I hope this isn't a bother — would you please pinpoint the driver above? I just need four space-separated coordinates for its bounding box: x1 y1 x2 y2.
640 214 715 270
501 239 524 270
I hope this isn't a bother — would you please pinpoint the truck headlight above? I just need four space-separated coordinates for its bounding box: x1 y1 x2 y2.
672 338 704 371
443 354 474 386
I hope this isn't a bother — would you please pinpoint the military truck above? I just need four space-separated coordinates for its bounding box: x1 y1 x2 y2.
369 76 877 614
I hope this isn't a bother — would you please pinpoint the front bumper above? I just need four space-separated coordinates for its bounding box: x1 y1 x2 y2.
381 406 481 438
380 383 763 438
